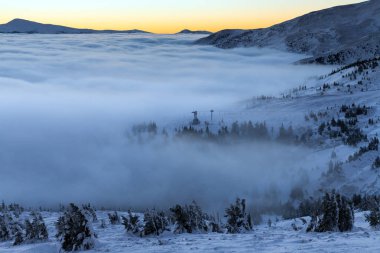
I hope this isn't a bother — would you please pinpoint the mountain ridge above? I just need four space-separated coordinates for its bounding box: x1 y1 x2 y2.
196 0 380 64
0 18 149 34
177 29 211 35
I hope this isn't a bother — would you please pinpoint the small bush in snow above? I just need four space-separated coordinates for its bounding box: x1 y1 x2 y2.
352 194 380 211
56 203 97 252
12 223 24 246
224 198 253 234
0 214 11 242
372 157 380 170
122 210 142 235
108 211 121 225
82 204 97 222
365 206 380 229
142 209 169 236
170 201 208 234
0 212 27 245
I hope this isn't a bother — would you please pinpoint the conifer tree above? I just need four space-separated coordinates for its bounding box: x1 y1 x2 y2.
142 209 169 236
0 214 10 242
122 210 142 236
25 212 48 242
108 211 120 225
56 203 97 251
308 192 354 233
225 198 252 233
365 206 380 229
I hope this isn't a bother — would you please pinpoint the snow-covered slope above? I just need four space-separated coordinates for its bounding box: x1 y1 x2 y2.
197 0 380 64
258 58 380 195
0 19 148 34
171 57 380 196
1 211 378 253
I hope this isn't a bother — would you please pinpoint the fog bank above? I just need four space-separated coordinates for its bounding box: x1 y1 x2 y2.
0 34 331 209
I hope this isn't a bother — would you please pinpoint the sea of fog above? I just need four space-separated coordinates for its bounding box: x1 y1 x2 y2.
0 34 332 210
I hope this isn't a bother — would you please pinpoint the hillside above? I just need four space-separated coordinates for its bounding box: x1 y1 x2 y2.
196 0 380 64
0 19 148 34
177 29 211 35
168 57 380 196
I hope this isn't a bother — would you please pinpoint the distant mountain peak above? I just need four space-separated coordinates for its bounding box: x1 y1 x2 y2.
177 29 211 35
0 18 149 34
9 18 32 22
6 18 40 25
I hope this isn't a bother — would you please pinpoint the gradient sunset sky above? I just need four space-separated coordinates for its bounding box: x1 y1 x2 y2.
1 0 365 33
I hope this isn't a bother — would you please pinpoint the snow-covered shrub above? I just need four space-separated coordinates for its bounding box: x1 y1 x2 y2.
349 137 379 162
0 212 26 245
142 209 169 236
298 198 322 217
170 201 208 234
372 156 380 170
224 198 253 233
308 192 354 232
122 210 142 236
207 214 223 233
0 214 11 242
82 204 97 222
24 212 48 243
108 211 120 225
352 194 380 211
56 203 97 252
8 204 24 218
345 127 367 147
337 194 355 232
0 203 24 219
365 206 380 229
12 223 24 246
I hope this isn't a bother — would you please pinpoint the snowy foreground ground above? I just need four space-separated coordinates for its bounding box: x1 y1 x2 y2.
0 212 379 253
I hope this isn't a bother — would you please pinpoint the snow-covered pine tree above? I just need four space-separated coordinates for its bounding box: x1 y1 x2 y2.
187 201 208 232
142 209 169 236
337 194 354 232
365 206 380 229
0 212 26 244
122 210 142 236
12 223 24 246
108 211 120 225
309 192 354 232
372 157 380 169
25 212 48 243
225 198 253 233
170 204 192 234
56 203 97 251
170 201 209 234
306 214 320 232
0 214 11 241
315 192 339 232
82 204 97 222
207 213 223 233
8 204 24 219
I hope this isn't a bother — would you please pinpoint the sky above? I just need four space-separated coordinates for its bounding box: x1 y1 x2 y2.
0 0 365 33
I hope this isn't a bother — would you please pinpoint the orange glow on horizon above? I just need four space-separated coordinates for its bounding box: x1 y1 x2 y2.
0 0 365 34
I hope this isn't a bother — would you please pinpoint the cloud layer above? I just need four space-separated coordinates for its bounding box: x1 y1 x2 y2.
0 34 331 209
